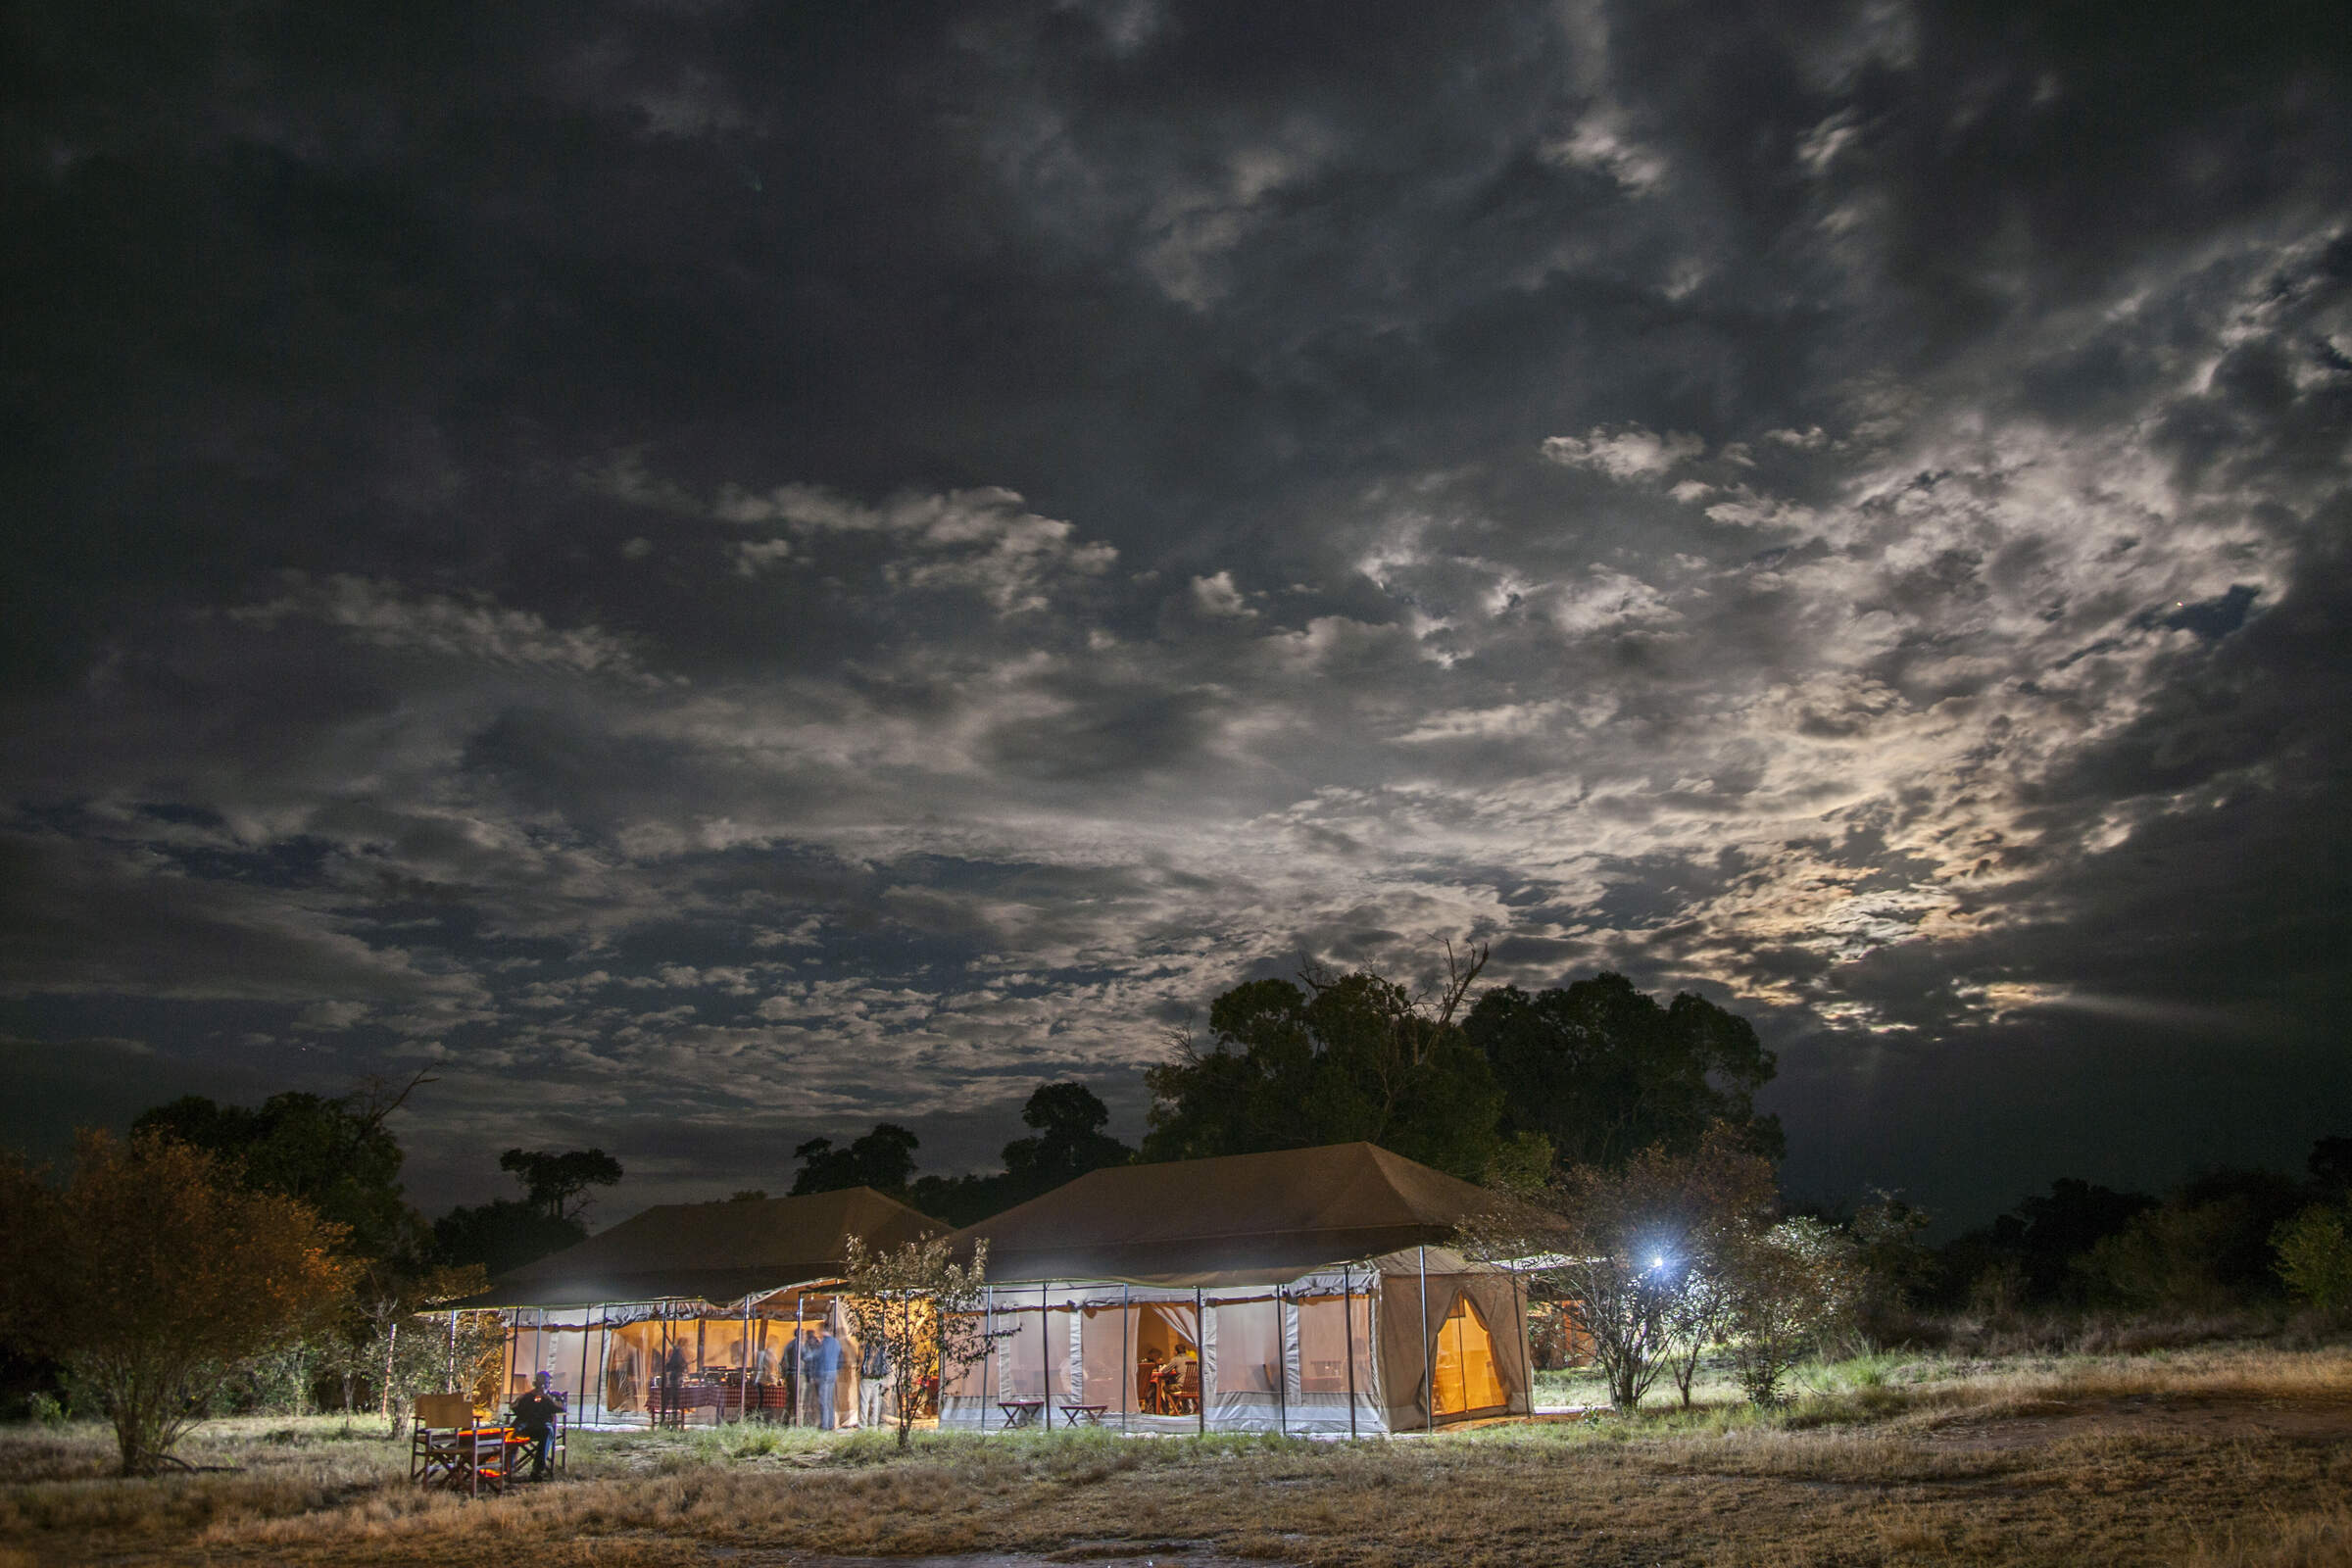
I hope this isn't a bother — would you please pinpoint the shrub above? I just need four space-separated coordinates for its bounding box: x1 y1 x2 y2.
2273 1204 2352 1315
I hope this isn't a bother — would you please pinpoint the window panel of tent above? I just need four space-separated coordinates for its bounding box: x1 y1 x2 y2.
1214 1298 1281 1395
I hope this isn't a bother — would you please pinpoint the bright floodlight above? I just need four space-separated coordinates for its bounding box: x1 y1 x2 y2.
1650 1255 1665 1270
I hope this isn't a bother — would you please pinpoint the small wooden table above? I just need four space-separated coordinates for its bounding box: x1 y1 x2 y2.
996 1398 1046 1429
1058 1404 1108 1427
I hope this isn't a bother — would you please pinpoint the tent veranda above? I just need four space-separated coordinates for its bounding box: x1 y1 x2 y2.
941 1143 1544 1436
446 1185 943 1428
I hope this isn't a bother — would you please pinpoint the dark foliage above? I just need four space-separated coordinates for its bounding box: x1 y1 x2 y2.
909 1082 1135 1225
1141 970 1503 1182
431 1199 586 1278
1462 974 1784 1173
497 1147 623 1222
132 1090 420 1260
790 1122 921 1197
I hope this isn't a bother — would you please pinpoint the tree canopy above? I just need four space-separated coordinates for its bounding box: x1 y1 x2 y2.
1142 965 1504 1183
1001 1081 1134 1194
909 1082 1135 1225
790 1123 921 1197
1462 973 1784 1172
0 1131 349 1473
131 1086 420 1259
498 1146 624 1222
430 1200 588 1278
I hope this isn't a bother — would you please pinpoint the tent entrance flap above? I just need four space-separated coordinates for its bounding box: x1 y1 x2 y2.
1432 1292 1505 1417
1133 1301 1200 1417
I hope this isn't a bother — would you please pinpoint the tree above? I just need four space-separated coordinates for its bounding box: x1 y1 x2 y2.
0 1131 349 1474
839 1233 994 1451
1143 949 1504 1183
1463 974 1783 1174
2078 1170 2306 1313
906 1083 1136 1226
1720 1217 1860 1406
2274 1202 2352 1315
2307 1136 2352 1198
1001 1082 1134 1193
1462 1122 1777 1411
1848 1189 1936 1345
498 1147 624 1223
791 1124 920 1197
431 1200 586 1277
347 1260 487 1434
132 1078 427 1259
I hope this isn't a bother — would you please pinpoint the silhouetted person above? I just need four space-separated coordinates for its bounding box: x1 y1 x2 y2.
857 1333 893 1429
513 1371 563 1481
662 1342 687 1426
811 1325 844 1432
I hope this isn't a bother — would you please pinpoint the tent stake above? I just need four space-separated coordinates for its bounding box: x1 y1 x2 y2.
1342 1268 1357 1440
1418 1245 1433 1435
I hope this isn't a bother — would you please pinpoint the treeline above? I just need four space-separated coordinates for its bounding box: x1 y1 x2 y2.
0 1077 631 1466
800 962 1786 1224
1904 1139 2352 1335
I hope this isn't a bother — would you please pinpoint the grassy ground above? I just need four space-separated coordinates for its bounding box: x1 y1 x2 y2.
5 1343 2350 1567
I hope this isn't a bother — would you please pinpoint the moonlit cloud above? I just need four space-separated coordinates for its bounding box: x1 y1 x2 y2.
2 0 2347 1223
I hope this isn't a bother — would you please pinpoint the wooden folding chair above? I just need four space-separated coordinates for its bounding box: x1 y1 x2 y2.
410 1393 479 1490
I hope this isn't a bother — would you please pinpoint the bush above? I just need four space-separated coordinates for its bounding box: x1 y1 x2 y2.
2274 1203 2352 1315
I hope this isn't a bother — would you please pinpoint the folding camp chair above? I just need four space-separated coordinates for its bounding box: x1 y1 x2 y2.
413 1393 523 1497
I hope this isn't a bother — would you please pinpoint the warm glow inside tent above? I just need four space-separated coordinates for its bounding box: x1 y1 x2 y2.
938 1143 1541 1435
447 1186 943 1429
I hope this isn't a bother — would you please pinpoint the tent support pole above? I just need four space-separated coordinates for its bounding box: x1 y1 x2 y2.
505 1310 519 1411
1194 1287 1206 1437
984 1285 995 1431
1342 1268 1357 1440
1515 1268 1535 1419
1418 1245 1433 1435
577 1309 593 1423
1041 1279 1053 1427
1119 1285 1130 1434
740 1298 752 1425
446 1310 458 1393
1274 1287 1287 1437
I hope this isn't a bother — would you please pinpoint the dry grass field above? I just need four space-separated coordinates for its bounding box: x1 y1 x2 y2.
5 1345 2350 1568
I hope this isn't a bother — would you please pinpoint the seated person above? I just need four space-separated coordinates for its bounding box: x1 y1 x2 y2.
512 1371 564 1481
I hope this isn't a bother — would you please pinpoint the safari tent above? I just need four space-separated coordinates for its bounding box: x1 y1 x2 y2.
941 1143 1540 1436
452 1186 942 1428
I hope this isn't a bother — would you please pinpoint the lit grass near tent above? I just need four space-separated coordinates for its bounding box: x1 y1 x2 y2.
5 1342 2349 1566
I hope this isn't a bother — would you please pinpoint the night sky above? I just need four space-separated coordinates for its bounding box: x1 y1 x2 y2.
5 0 2349 1234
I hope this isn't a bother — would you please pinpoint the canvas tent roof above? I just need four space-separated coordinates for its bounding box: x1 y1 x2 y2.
951 1142 1544 1287
455 1186 943 1308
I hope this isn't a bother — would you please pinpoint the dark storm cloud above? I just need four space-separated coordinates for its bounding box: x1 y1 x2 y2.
2 0 2346 1222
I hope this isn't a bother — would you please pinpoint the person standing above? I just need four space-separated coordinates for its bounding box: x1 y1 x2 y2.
781 1327 804 1425
512 1371 564 1481
662 1341 687 1428
810 1323 845 1432
857 1332 893 1430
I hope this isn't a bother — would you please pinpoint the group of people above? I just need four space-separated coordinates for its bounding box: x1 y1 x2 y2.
1138 1348 1200 1416
657 1322 896 1432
